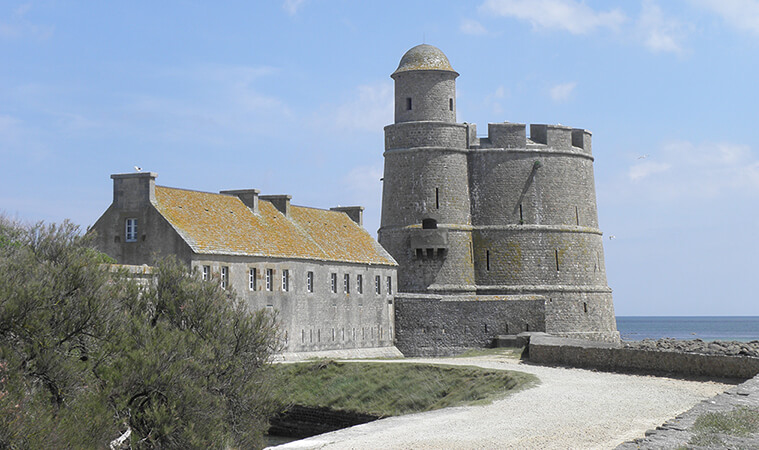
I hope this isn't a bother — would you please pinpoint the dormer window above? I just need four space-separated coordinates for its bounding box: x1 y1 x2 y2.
125 218 138 242
406 97 412 110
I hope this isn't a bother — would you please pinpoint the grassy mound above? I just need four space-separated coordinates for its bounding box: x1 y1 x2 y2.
273 360 537 417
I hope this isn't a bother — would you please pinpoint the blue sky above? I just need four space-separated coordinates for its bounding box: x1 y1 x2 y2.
2 0 758 316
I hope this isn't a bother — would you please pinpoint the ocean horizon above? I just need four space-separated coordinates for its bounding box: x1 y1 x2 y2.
616 316 759 342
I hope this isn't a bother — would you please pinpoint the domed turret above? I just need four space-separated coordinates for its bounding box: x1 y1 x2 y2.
391 44 458 123
392 44 458 75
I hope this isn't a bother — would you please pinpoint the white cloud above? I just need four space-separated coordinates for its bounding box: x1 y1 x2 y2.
623 141 759 199
326 82 393 132
692 0 759 35
480 0 626 34
0 3 53 40
637 1 687 54
629 161 671 181
283 0 308 15
549 82 576 102
460 18 489 35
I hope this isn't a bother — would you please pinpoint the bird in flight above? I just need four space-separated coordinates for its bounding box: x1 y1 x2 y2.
637 154 649 160
134 166 142 172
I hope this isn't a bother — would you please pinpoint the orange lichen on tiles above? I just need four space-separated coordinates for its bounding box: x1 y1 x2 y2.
153 186 395 266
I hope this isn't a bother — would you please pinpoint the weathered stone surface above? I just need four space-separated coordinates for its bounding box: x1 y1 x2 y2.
380 44 619 353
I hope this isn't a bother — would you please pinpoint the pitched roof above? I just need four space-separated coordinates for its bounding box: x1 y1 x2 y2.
153 186 396 266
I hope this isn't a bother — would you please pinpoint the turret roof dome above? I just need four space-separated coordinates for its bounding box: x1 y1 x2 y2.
392 44 458 75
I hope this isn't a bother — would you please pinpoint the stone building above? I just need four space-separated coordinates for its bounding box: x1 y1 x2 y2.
380 44 619 354
91 172 398 354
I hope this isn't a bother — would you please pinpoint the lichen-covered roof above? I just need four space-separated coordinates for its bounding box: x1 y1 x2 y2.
393 44 457 75
153 186 396 266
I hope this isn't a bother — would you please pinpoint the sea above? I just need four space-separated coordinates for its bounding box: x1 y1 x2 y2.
616 316 759 342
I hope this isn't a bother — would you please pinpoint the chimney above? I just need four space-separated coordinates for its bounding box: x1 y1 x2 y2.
260 194 291 217
330 206 364 226
220 189 260 214
111 172 157 210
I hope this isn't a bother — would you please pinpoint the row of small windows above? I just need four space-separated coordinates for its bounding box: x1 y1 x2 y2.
202 265 392 295
292 326 392 344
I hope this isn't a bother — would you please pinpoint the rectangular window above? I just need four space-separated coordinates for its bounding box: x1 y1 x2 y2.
386 276 392 295
330 273 337 293
449 98 453 111
249 268 256 291
486 250 491 271
265 268 273 291
221 266 229 290
356 274 363 294
125 218 138 242
307 271 314 293
435 187 439 209
375 275 381 294
406 97 412 110
343 274 350 293
202 265 210 281
282 269 289 292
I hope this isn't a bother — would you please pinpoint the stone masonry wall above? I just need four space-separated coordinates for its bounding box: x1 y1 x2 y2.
529 334 759 379
394 293 546 356
191 255 396 353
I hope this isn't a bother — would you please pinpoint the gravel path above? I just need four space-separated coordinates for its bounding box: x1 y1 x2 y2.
271 354 730 450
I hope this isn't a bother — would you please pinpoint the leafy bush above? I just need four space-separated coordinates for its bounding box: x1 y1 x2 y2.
0 217 279 449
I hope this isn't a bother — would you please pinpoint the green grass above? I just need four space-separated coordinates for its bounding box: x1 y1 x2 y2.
273 360 537 417
688 407 759 447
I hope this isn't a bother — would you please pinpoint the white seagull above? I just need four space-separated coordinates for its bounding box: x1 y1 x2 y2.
134 166 142 172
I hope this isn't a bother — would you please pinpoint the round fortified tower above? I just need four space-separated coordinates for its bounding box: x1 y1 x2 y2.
379 44 476 294
380 44 618 343
469 124 618 342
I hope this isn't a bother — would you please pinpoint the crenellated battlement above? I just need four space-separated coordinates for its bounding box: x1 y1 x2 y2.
473 122 592 154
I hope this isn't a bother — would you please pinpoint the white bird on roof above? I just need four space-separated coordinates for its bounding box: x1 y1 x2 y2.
134 166 142 172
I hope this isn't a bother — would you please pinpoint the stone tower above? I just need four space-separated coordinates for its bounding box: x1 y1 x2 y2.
380 44 619 343
380 44 475 295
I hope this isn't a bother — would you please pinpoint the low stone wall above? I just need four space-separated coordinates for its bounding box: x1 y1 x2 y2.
394 293 546 356
529 335 759 380
617 374 759 449
268 405 378 438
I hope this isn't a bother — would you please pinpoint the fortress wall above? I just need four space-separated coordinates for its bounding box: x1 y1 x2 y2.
380 147 471 227
469 150 599 228
190 256 396 353
471 228 608 287
543 291 618 342
393 71 457 123
385 122 467 150
394 293 546 356
529 334 759 379
378 228 475 294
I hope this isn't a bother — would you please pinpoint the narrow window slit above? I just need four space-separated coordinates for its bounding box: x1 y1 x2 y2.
575 206 579 225
406 97 412 110
555 249 560 271
486 250 491 271
435 187 439 209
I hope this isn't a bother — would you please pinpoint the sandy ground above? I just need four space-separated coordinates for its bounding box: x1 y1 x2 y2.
270 353 730 450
